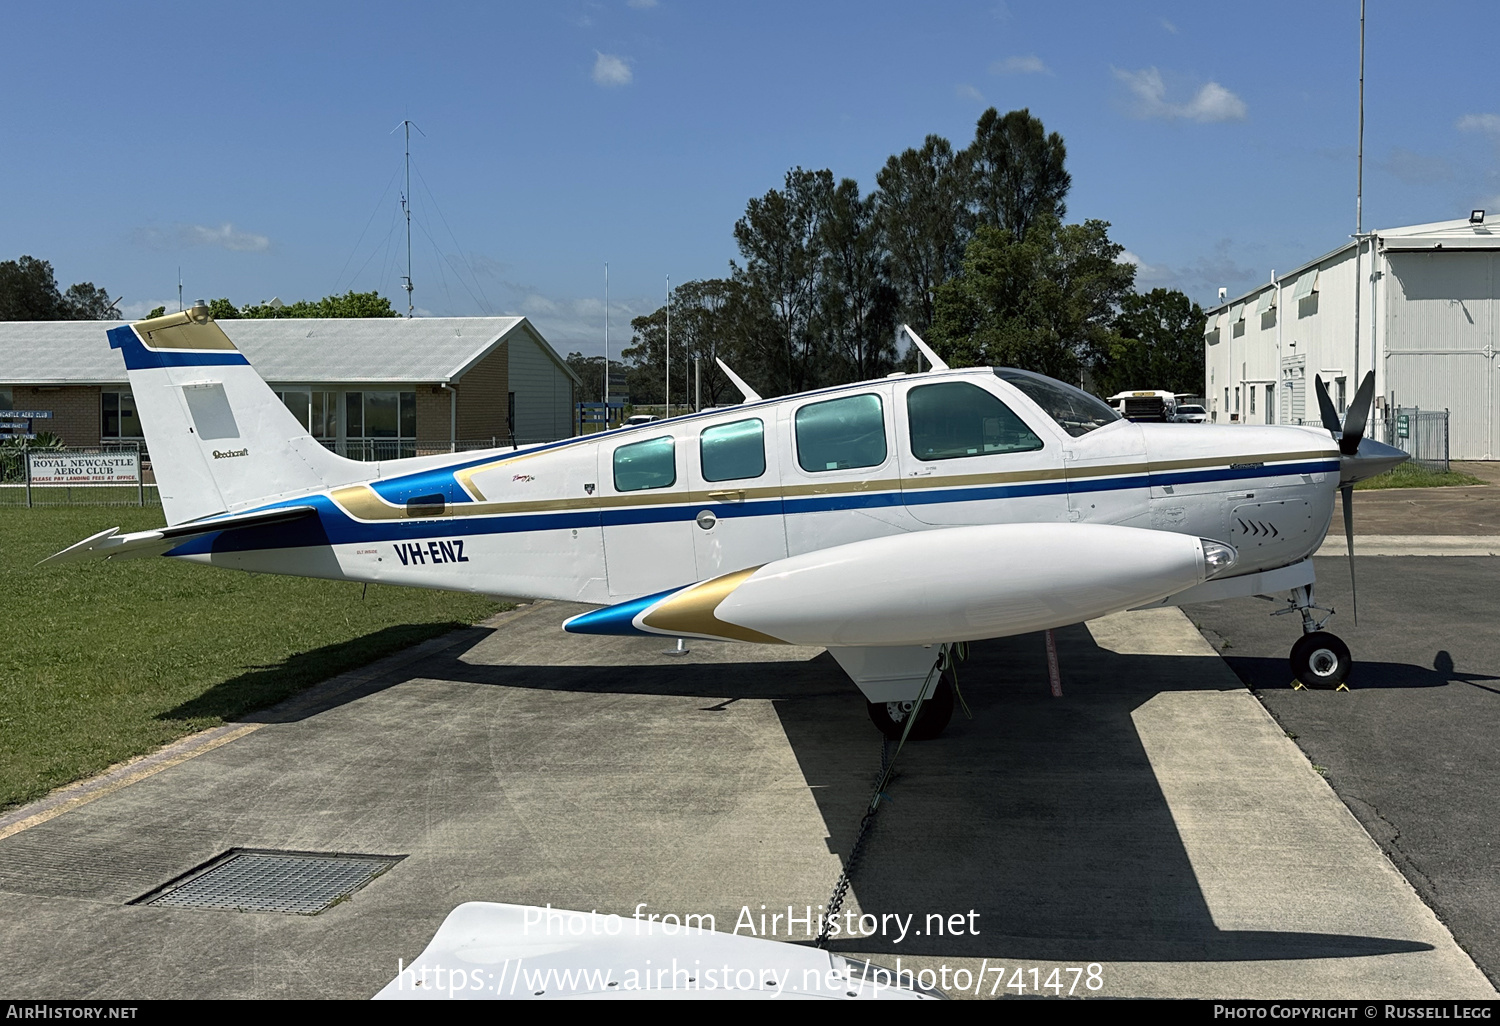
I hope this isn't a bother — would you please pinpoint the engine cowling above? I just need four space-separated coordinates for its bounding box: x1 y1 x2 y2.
564 522 1234 648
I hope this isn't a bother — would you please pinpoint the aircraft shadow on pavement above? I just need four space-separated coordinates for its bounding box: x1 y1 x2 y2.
164 613 1433 963
771 625 1432 963
1218 649 1500 695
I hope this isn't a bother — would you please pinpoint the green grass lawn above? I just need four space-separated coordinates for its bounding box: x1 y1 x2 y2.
1353 463 1486 490
0 507 503 812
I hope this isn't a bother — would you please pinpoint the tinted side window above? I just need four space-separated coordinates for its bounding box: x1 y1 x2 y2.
700 418 765 482
795 394 886 473
613 436 676 492
907 382 1042 461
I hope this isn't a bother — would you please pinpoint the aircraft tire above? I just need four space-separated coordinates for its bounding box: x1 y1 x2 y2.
867 676 954 741
1289 631 1351 688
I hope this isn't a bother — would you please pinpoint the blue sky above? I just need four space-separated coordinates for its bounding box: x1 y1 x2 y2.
3 1 1496 354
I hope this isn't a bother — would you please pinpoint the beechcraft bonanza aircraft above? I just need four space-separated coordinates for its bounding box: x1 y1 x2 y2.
47 304 1407 738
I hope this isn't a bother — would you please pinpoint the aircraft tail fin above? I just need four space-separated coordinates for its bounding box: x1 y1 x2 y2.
109 305 358 525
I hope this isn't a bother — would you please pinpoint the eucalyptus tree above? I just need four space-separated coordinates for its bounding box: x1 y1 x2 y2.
930 216 1135 385
732 167 834 395
873 135 971 334
963 107 1071 237
815 177 899 382
624 278 747 409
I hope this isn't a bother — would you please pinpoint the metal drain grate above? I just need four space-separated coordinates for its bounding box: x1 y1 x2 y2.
133 849 403 915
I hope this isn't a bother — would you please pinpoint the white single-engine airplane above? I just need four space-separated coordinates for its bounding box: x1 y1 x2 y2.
48 306 1406 738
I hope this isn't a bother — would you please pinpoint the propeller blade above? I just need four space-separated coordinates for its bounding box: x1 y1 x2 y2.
1339 371 1377 456
1314 375 1342 435
1341 483 1357 626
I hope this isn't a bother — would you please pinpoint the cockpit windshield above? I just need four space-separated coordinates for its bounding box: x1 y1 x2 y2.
993 369 1120 438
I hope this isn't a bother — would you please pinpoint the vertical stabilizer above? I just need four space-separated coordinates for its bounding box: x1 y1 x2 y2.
110 307 356 525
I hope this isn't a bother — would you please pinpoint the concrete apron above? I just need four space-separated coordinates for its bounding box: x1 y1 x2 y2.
842 608 1495 999
0 603 1491 999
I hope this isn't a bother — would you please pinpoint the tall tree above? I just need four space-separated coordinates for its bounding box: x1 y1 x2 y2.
963 108 1071 237
1097 288 1206 397
929 216 1136 384
732 168 833 396
1 257 121 320
873 135 970 333
565 352 606 404
816 178 899 382
623 278 754 409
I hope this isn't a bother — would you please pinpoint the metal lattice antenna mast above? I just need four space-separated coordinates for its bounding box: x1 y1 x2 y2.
393 119 424 318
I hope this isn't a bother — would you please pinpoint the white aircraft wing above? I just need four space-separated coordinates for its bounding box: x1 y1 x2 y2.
39 505 319 566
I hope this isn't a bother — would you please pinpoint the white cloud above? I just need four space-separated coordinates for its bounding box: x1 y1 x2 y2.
1160 18 1178 33
1117 249 1171 286
1457 113 1500 136
990 54 1048 75
1114 66 1247 123
118 299 177 320
592 52 633 87
956 84 985 103
626 0 658 7
132 222 271 253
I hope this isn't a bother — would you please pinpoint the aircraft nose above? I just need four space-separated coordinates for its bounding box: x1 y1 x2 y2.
1340 436 1409 485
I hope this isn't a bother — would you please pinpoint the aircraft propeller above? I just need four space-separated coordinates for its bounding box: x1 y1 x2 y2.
1313 370 1385 625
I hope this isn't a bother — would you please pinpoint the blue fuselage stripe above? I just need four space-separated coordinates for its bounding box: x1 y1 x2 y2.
165 459 1339 556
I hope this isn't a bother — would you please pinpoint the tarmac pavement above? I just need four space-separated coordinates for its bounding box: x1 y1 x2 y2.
0 598 1491 999
1191 554 1500 990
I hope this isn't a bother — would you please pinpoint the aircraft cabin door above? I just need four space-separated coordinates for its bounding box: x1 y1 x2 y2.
598 430 699 599
685 414 787 579
895 377 1070 526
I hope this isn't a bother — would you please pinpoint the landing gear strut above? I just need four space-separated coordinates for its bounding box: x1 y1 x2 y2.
866 673 955 741
1280 584 1352 688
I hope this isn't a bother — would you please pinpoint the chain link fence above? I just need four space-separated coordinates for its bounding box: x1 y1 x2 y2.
0 443 159 508
1381 407 1450 473
0 439 572 507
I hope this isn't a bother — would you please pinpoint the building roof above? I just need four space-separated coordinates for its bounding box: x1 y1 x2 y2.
1206 216 1499 317
0 316 582 387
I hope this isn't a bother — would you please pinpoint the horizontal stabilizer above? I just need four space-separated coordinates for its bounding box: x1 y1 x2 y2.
40 505 318 566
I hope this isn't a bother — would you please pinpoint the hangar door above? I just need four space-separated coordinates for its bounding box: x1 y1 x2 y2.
1384 251 1497 460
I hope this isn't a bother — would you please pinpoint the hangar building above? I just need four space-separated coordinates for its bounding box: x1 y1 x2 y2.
1203 215 1498 459
0 316 581 458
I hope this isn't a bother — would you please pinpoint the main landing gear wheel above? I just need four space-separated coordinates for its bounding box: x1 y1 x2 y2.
867 676 955 741
1289 631 1351 689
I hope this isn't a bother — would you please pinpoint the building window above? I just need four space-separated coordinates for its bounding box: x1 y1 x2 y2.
1234 387 1241 413
102 390 143 439
276 390 337 439
1249 386 1256 415
1336 377 1347 415
795 394 886 473
700 418 766 482
344 390 417 459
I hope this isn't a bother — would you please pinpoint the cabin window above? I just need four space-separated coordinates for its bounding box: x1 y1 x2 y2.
795 393 886 473
993 369 1118 438
101 390 143 439
614 435 676 492
906 382 1042 461
700 418 765 482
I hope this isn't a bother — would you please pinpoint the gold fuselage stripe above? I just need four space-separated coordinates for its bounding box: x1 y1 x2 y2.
332 449 1339 523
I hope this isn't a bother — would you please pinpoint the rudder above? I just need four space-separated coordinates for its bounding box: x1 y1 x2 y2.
110 306 357 525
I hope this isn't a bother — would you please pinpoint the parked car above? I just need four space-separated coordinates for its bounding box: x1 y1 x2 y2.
1172 404 1208 424
625 414 659 426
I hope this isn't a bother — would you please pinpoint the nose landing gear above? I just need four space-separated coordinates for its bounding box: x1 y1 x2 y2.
1279 584 1352 689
